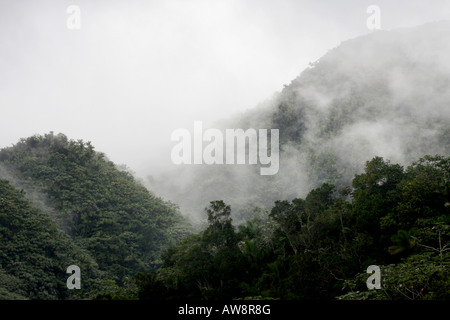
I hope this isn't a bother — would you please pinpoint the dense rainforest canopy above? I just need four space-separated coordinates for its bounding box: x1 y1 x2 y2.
137 155 449 300
0 134 448 299
0 133 191 299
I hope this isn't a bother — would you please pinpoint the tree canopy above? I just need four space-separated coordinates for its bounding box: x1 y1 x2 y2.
137 155 449 300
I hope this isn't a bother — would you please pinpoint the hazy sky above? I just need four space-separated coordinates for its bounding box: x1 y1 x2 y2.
1 0 450 176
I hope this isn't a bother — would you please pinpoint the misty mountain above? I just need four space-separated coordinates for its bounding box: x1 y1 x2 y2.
0 133 191 299
147 21 450 224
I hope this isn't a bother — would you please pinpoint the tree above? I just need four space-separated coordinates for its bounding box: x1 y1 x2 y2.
203 200 238 249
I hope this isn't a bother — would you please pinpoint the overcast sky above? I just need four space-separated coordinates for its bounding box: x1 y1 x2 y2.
1 0 449 176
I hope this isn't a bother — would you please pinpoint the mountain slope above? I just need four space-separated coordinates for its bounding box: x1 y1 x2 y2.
0 178 103 299
0 133 191 297
147 21 450 224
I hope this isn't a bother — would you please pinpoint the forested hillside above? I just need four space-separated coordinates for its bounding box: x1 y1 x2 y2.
0 133 191 299
1 22 449 301
0 178 103 299
135 22 450 301
138 155 450 300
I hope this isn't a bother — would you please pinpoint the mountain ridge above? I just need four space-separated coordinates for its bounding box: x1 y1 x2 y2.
146 21 450 224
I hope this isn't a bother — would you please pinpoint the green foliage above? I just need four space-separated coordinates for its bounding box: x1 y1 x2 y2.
137 201 246 300
339 251 449 300
271 101 305 145
1 132 448 300
90 278 138 300
0 179 103 299
139 155 450 300
0 133 192 299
